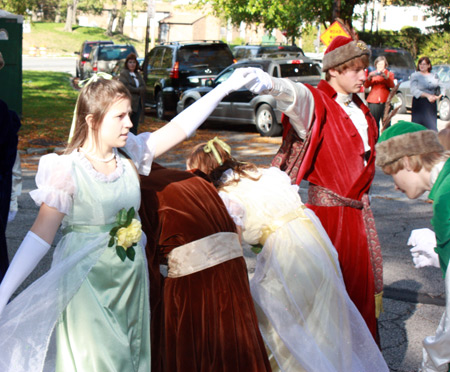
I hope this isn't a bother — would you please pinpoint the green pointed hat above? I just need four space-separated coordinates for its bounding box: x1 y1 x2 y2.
376 120 444 167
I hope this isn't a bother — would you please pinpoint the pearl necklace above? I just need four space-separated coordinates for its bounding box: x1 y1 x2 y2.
79 147 117 163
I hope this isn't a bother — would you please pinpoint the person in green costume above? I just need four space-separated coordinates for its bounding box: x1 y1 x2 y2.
376 120 450 372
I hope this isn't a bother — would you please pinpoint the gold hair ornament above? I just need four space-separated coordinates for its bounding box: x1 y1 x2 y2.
68 72 114 143
203 137 231 166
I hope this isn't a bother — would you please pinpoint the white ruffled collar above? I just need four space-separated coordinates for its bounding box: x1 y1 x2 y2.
74 148 124 183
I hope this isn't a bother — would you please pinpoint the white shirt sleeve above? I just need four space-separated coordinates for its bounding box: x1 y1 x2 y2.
269 78 315 139
124 132 157 176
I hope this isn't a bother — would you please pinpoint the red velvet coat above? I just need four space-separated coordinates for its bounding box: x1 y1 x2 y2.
139 164 271 372
295 80 380 340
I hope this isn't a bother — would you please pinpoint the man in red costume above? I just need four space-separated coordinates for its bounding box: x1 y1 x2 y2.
244 36 382 342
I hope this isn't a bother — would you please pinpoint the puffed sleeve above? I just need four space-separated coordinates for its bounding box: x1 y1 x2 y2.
124 132 157 176
29 153 75 215
218 191 246 228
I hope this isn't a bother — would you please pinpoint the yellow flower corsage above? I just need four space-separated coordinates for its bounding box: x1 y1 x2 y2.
108 207 142 262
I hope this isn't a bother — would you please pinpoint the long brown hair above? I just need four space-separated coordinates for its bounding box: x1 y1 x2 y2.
187 139 260 189
65 78 131 153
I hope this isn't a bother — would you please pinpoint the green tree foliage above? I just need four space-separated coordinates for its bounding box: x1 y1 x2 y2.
421 32 450 64
196 0 361 42
0 0 36 14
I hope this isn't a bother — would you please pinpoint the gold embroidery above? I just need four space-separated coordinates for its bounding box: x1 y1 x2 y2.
356 42 367 51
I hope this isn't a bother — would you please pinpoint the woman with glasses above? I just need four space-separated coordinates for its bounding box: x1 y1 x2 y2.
410 56 446 131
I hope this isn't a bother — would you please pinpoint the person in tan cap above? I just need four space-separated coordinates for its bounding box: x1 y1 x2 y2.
376 120 450 372
241 35 382 342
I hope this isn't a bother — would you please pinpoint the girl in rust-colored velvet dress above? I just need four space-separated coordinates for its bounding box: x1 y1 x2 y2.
139 163 272 372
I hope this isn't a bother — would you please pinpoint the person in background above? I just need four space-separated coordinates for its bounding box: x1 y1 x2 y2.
119 52 145 135
410 56 446 131
376 120 450 372
0 52 21 283
364 56 395 131
242 36 383 343
139 163 271 372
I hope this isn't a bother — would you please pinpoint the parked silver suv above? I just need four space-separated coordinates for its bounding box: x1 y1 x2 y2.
177 57 321 137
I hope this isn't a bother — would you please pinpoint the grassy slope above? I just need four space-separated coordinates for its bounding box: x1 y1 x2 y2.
23 22 146 56
19 23 148 150
20 71 163 151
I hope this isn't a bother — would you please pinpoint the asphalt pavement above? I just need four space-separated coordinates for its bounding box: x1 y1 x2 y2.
5 114 448 372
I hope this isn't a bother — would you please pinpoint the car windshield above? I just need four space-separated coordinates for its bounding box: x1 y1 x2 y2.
178 45 233 73
372 51 416 69
98 46 135 61
435 66 450 83
280 62 321 77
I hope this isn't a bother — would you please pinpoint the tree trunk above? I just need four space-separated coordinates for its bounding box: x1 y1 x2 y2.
116 0 128 35
72 0 78 26
106 6 118 36
64 4 73 32
55 1 61 23
332 0 341 23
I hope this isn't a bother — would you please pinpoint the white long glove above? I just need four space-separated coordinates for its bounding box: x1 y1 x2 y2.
173 67 258 137
407 228 440 269
244 67 274 95
0 231 51 317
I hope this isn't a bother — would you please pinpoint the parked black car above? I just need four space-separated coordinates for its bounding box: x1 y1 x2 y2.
233 43 305 60
142 40 235 119
177 57 322 137
83 44 137 79
394 64 450 120
75 40 114 79
368 46 416 85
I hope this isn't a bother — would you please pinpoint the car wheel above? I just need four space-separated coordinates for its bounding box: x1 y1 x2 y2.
156 92 165 120
184 98 196 109
255 104 282 137
439 97 450 121
393 92 407 114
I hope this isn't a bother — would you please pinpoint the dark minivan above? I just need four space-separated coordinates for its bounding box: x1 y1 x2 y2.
143 41 235 119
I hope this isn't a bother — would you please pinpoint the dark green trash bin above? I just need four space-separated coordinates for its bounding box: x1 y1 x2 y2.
0 10 23 116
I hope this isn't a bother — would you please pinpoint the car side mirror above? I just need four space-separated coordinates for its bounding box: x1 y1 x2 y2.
206 79 213 87
75 51 80 55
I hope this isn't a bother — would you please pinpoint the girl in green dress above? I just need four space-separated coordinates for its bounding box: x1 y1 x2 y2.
0 70 256 372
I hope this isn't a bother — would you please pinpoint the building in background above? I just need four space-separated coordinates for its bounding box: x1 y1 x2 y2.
354 3 439 33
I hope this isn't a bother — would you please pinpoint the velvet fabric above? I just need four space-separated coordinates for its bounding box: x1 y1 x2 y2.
276 80 380 341
139 164 271 372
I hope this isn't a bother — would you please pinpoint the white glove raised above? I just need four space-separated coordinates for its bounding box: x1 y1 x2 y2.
173 67 258 138
244 67 273 95
0 231 50 317
407 228 439 269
